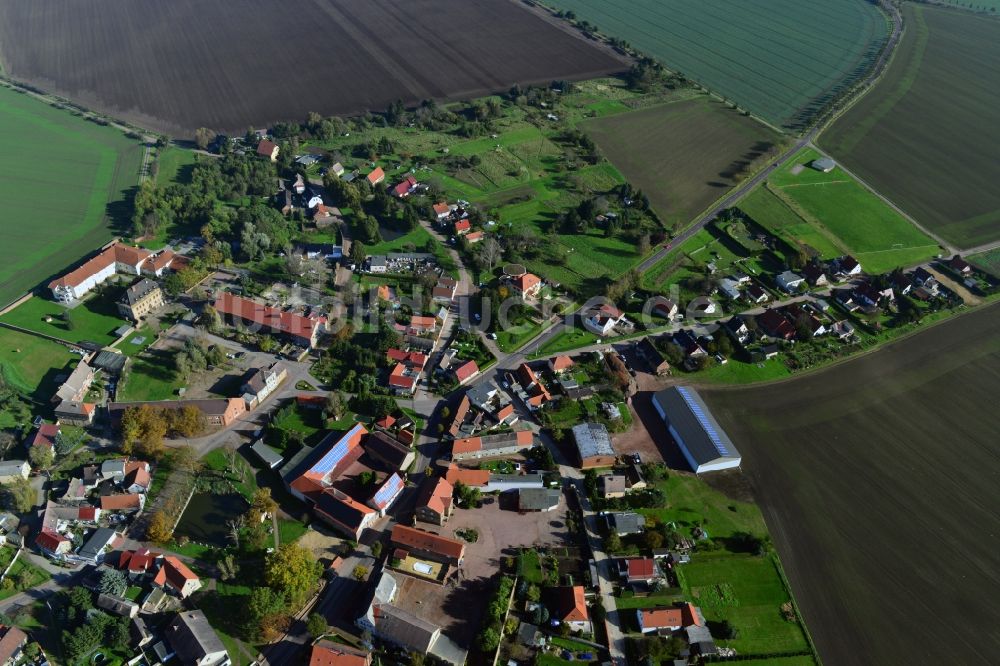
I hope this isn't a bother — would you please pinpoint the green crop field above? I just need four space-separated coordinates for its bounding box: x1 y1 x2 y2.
968 248 1000 278
705 302 1000 665
0 84 143 306
581 96 782 230
0 326 77 399
549 0 888 128
748 148 941 273
820 4 1000 248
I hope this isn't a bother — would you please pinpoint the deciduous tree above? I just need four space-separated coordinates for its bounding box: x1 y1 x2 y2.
265 544 322 608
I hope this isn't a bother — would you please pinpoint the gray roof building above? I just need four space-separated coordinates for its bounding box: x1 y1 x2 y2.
606 512 645 536
652 387 741 474
517 487 561 512
78 528 119 562
571 422 615 467
166 610 229 666
250 440 284 469
92 350 128 374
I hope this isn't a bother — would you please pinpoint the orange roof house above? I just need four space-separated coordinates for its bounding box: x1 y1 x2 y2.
558 586 590 627
444 464 490 488
100 494 144 512
433 202 451 219
454 219 471 234
215 292 325 348
257 139 279 161
153 555 202 598
309 642 371 666
549 355 575 373
366 167 385 186
390 524 465 565
415 476 454 525
48 242 153 302
453 360 480 385
514 273 542 297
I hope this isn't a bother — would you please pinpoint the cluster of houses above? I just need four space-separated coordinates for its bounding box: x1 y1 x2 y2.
280 423 415 540
34 458 153 562
214 291 326 349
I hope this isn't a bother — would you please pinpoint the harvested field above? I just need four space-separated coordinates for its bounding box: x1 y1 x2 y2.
0 0 623 136
704 303 1000 666
581 96 782 230
820 4 1000 249
549 0 888 128
0 84 142 307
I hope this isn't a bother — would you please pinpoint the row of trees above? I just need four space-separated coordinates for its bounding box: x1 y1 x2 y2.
120 404 206 459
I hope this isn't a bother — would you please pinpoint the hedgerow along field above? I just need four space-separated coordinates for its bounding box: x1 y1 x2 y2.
743 148 940 273
581 95 783 231
820 4 1000 249
0 84 143 307
705 302 1000 666
0 0 623 136
548 0 888 129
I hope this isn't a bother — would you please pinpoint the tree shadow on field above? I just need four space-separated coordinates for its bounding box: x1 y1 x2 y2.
107 185 139 236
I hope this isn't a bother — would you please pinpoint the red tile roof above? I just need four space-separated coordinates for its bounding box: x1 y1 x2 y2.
418 477 453 516
366 167 385 185
626 558 656 578
214 292 323 346
390 524 465 562
375 415 396 429
154 555 199 590
124 461 151 489
454 219 471 233
444 465 490 487
78 506 97 521
309 644 369 666
49 242 152 289
0 625 27 663
30 423 60 449
514 273 541 294
101 494 143 511
451 436 482 456
454 360 480 383
257 139 278 157
35 529 69 552
561 586 589 622
639 607 683 629
433 203 450 217
550 355 574 372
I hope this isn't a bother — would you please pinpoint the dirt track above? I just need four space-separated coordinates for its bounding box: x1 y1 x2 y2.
0 0 624 136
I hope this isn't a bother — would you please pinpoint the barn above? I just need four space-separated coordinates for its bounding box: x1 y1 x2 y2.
652 387 741 473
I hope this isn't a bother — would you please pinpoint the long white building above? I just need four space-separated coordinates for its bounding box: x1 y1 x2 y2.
652 387 741 473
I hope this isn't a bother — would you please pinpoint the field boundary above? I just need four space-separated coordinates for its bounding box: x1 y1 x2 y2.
696 297 1000 393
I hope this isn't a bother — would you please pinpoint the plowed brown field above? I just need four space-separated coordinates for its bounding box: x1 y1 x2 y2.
705 303 1000 665
0 0 623 136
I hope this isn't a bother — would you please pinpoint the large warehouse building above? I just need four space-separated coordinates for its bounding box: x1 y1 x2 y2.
652 387 741 473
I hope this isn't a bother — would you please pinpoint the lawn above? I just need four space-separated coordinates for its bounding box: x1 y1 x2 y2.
637 472 768 543
0 326 77 398
704 303 1000 665
697 357 792 385
738 187 843 260
535 326 599 357
155 145 198 186
820 4 1000 248
0 548 51 601
760 148 941 273
0 292 130 346
679 553 810 655
516 549 543 584
582 96 783 230
0 83 143 307
277 518 308 545
549 0 888 129
116 348 184 401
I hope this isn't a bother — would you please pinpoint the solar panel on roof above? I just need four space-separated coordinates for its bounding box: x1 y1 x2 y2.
676 387 731 456
373 473 404 508
310 424 363 475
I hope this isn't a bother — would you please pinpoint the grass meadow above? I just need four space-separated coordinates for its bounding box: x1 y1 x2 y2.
819 4 1000 248
0 293 129 346
549 0 888 128
752 148 940 273
582 95 782 230
0 326 76 398
0 84 143 306
705 302 1000 665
